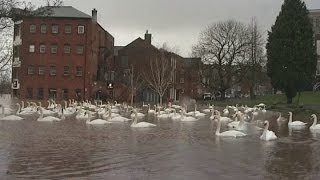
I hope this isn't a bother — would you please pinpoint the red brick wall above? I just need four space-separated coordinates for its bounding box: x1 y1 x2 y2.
15 17 113 101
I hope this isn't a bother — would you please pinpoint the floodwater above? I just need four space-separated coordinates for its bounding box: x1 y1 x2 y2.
1 95 320 179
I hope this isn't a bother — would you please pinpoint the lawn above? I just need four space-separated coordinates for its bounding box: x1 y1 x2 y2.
202 91 320 115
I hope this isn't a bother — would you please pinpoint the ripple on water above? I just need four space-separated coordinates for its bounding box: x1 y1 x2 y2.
1 98 320 179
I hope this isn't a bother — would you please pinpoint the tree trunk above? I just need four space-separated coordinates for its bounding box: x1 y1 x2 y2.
159 94 163 106
220 90 226 101
249 85 255 100
287 97 293 104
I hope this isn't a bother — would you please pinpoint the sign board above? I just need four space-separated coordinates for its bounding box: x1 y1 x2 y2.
12 79 20 89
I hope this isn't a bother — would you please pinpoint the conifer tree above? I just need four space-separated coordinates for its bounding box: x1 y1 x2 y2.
266 0 317 104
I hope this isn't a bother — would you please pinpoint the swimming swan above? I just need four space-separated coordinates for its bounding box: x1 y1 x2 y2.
86 111 112 125
37 107 61 122
260 121 277 141
0 105 24 121
131 109 156 128
288 112 306 126
215 111 246 137
310 114 320 130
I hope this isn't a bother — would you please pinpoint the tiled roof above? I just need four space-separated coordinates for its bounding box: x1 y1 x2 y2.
37 6 91 19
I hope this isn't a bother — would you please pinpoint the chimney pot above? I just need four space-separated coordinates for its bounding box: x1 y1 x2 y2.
145 30 151 44
92 8 97 22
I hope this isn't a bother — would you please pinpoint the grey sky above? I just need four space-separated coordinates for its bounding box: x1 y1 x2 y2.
31 0 320 56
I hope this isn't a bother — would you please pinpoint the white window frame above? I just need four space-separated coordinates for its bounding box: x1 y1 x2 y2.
30 24 36 33
50 66 56 76
27 65 34 75
38 66 45 75
39 44 46 53
29 44 35 53
40 24 47 33
78 25 85 34
76 66 83 77
65 24 72 34
52 24 59 34
51 44 57 54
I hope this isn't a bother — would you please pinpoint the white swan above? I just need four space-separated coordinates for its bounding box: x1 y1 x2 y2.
180 109 198 122
215 111 246 137
0 105 24 121
131 109 156 128
260 121 277 141
276 112 287 122
37 107 61 122
147 104 156 114
16 103 35 115
288 112 306 126
310 114 320 130
105 107 131 122
86 111 112 125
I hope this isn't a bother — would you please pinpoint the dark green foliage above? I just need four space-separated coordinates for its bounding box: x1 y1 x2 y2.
266 0 317 104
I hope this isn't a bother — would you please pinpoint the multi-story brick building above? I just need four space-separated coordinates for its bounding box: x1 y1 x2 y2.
309 9 320 89
11 6 114 101
113 31 203 103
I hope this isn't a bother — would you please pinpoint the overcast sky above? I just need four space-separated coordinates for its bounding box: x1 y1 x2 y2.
31 0 320 56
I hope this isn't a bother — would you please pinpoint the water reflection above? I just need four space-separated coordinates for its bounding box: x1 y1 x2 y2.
1 97 320 179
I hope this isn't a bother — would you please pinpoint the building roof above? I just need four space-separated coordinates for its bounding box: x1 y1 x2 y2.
36 6 92 19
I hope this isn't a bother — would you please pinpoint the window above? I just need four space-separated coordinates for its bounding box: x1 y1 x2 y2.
76 45 84 54
76 66 83 77
38 66 45 75
51 44 57 54
27 65 34 75
29 44 35 53
62 89 68 100
78 25 85 34
50 66 56 76
38 88 44 100
40 24 47 33
65 24 72 34
64 44 71 54
49 88 57 100
39 44 46 53
52 24 59 34
180 77 184 83
75 89 82 100
63 66 70 76
29 24 36 33
26 88 33 99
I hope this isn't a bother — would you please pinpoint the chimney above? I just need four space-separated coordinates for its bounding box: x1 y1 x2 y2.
145 30 151 44
92 8 97 22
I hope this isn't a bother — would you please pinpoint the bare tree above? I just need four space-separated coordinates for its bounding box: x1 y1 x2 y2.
192 20 251 100
143 53 172 105
129 64 144 105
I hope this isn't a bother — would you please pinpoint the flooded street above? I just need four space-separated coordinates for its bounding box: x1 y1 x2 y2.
1 96 320 179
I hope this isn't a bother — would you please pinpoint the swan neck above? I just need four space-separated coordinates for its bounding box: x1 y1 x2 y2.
39 108 43 118
1 106 4 116
289 113 292 123
215 116 221 135
312 116 317 127
16 104 21 114
133 112 138 124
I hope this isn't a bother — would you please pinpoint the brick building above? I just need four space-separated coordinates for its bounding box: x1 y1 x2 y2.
11 6 114 101
113 31 203 103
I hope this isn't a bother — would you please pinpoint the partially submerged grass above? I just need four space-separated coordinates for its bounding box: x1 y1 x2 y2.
201 91 320 116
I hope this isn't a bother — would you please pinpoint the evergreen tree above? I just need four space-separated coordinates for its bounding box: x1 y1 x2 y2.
266 0 317 104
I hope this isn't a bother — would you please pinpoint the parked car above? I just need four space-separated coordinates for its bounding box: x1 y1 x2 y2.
203 93 213 100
